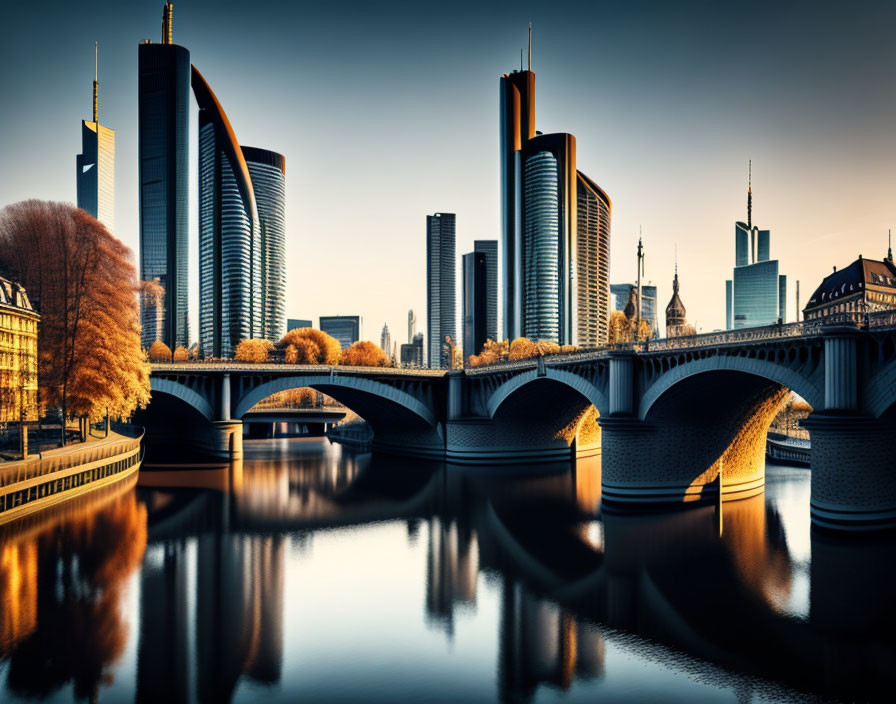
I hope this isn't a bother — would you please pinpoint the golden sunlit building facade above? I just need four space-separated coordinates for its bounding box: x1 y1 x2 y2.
0 277 39 424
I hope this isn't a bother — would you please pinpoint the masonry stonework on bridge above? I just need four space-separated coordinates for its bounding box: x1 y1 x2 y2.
144 314 896 530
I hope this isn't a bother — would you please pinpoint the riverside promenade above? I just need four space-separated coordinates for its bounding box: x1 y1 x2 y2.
0 428 143 525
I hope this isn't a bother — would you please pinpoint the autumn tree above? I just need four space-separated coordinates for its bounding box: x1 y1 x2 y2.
340 340 390 367
278 327 341 365
172 345 189 362
468 338 509 367
0 201 151 438
607 311 652 344
234 338 273 363
148 341 172 362
508 337 538 360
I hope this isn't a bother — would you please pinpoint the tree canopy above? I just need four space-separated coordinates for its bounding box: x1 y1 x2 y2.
0 200 151 422
278 327 341 365
340 340 390 367
234 338 273 363
148 341 172 362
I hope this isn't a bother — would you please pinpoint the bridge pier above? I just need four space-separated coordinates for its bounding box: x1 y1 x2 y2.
193 420 244 460
804 415 896 530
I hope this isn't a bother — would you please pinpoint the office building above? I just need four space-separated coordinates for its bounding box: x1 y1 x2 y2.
725 166 787 328
407 309 416 344
473 240 498 342
76 42 115 234
576 172 611 346
138 3 190 349
244 147 286 342
287 318 313 332
380 324 391 355
320 316 361 351
426 213 456 368
462 251 488 360
611 283 658 337
0 278 39 423
400 332 425 368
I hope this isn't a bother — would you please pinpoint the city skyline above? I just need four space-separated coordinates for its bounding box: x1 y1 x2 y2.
3 1 896 344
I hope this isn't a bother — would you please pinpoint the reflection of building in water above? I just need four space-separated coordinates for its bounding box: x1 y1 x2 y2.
426 518 478 637
0 542 37 654
498 579 604 702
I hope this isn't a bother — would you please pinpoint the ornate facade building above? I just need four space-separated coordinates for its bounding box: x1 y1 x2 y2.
665 267 689 338
803 247 896 321
0 277 39 423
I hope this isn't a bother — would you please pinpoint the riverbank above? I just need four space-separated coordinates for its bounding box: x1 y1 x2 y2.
0 428 143 525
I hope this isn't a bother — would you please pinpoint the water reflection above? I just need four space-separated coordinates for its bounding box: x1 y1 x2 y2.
1 440 895 702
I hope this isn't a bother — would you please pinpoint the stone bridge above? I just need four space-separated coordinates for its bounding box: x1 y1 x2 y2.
144 314 896 529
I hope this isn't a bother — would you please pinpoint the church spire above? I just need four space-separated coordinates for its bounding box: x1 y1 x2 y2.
673 244 679 293
747 159 752 229
888 228 893 264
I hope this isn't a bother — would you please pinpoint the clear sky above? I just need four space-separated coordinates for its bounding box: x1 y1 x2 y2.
2 0 895 345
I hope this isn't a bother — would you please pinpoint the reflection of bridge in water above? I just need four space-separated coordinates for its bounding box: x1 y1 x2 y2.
137 447 896 703
145 313 896 529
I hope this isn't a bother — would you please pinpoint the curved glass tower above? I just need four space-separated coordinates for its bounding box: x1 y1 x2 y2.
243 147 287 343
520 133 576 344
576 171 612 346
138 11 190 350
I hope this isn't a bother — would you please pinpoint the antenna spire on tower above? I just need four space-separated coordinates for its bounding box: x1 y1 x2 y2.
888 228 893 263
528 22 532 71
92 41 99 124
747 159 752 229
162 2 174 44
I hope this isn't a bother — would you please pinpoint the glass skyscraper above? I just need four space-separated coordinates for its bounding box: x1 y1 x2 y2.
426 213 456 368
244 147 286 343
320 316 362 352
473 240 498 342
576 172 612 347
138 9 190 350
521 133 576 344
462 251 488 360
76 44 114 234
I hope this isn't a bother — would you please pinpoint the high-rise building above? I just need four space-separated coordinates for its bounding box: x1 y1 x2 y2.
320 316 361 351
76 42 114 234
380 324 391 356
576 172 611 347
407 309 416 344
498 29 608 346
426 213 456 368
287 318 312 332
499 30 536 341
194 66 286 357
521 133 576 343
611 283 658 337
244 147 286 343
725 165 787 329
462 251 488 360
473 240 498 342
138 3 190 350
194 66 260 358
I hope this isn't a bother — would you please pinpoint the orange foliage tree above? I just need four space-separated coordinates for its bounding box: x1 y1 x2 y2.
508 337 537 360
607 310 652 344
234 338 273 363
0 201 151 431
278 327 341 365
340 340 390 367
468 338 509 367
172 345 189 362
148 341 172 362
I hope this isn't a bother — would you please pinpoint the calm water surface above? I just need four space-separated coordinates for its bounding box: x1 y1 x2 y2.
1 438 894 703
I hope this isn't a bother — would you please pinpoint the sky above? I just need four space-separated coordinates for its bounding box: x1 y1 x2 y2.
2 0 896 345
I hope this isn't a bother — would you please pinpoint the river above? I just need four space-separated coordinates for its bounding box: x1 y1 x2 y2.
1 437 893 703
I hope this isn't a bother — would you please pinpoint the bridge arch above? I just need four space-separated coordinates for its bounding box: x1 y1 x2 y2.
149 377 215 421
864 356 896 418
234 374 437 428
487 367 608 419
639 356 823 420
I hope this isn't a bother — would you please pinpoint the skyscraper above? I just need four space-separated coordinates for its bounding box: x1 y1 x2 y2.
426 213 456 368
380 323 391 355
76 42 114 234
194 65 260 358
499 29 536 341
576 172 611 347
244 147 286 343
725 164 787 329
473 240 498 342
521 133 576 343
320 316 362 351
407 309 416 344
138 3 190 349
462 251 487 361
